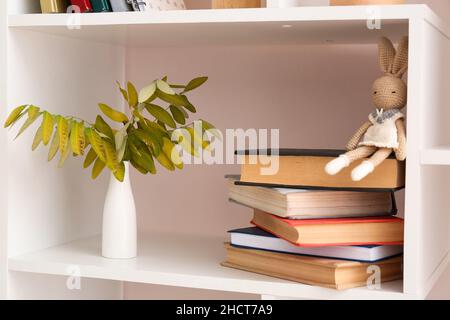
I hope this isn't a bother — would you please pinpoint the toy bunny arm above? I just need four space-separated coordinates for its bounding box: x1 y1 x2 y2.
395 119 407 161
346 121 372 151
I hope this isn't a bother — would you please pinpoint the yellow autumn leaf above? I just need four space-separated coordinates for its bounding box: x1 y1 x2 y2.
70 121 80 155
77 122 86 155
98 103 128 123
113 162 125 182
58 140 71 168
42 112 55 146
127 82 138 107
32 126 43 151
4 105 27 128
47 130 60 161
162 137 183 170
86 128 106 162
156 151 175 172
58 117 70 155
15 106 41 139
70 121 86 156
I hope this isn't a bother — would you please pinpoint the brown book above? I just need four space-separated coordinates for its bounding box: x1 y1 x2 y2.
227 177 395 219
237 149 405 191
252 209 404 246
222 243 403 290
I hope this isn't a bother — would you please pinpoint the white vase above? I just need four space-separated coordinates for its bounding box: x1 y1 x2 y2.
102 162 137 259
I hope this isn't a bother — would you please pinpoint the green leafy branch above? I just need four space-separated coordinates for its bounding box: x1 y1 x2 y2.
4 76 216 182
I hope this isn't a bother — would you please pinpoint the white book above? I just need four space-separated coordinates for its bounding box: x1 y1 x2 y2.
230 227 403 262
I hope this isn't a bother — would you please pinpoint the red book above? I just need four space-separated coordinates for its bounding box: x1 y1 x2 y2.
251 209 404 247
70 0 93 12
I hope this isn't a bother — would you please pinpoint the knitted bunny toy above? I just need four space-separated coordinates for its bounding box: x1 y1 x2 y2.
325 36 408 181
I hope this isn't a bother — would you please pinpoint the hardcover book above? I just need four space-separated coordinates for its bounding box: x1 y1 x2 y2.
229 227 403 262
227 176 396 219
222 243 403 290
251 209 404 247
236 149 405 191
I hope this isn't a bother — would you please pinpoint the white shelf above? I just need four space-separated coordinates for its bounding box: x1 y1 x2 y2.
9 232 408 300
421 147 450 165
6 7 415 47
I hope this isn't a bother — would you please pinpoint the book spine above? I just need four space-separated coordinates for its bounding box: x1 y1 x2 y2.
251 221 404 247
90 0 112 12
70 0 94 12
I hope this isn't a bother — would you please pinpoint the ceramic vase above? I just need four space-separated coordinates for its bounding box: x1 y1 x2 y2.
102 162 137 259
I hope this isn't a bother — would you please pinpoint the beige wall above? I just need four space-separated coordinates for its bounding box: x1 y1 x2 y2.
124 0 450 300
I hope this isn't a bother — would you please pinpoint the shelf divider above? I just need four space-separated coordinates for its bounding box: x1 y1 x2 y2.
421 147 450 165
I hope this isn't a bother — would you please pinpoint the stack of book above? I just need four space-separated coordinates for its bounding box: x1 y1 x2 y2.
222 149 405 290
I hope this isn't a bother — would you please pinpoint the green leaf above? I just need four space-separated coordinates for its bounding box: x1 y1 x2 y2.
130 159 148 175
41 112 55 146
156 90 187 107
98 103 128 123
179 95 197 113
156 79 175 95
127 82 138 107
138 82 157 103
133 129 161 157
47 130 60 161
116 81 129 102
83 147 98 168
4 105 27 128
103 139 119 172
169 84 186 89
169 105 186 125
143 119 168 136
15 106 41 139
95 115 114 140
183 76 208 93
58 117 71 155
144 104 176 129
92 158 106 180
113 162 125 182
129 140 156 174
156 151 175 172
137 121 166 147
32 126 43 151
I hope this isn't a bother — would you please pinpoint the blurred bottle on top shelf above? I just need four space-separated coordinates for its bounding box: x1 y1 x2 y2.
110 0 133 11
127 0 147 11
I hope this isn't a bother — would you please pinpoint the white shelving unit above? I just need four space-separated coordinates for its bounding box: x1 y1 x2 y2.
1 1 449 300
8 233 407 300
421 147 450 165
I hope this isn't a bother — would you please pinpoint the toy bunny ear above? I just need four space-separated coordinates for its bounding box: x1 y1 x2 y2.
378 37 396 74
392 36 409 77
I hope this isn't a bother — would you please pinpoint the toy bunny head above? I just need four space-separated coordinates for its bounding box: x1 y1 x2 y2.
372 36 409 110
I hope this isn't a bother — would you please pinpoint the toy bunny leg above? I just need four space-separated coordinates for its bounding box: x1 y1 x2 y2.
351 148 392 181
325 146 376 175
